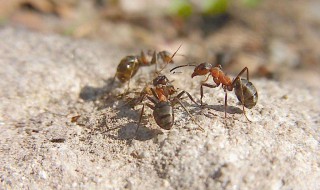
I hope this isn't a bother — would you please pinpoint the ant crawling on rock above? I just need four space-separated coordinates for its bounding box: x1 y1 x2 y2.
110 45 182 92
170 63 258 121
133 74 204 135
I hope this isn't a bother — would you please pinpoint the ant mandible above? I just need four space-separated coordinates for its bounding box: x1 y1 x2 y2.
170 63 258 121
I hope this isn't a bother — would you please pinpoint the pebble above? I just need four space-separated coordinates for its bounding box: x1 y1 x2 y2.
39 170 47 179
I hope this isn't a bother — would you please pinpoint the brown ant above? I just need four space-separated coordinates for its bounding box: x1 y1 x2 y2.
170 63 258 121
134 74 204 135
111 46 181 92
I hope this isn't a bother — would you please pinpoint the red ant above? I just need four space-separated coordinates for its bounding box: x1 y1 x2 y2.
170 63 258 121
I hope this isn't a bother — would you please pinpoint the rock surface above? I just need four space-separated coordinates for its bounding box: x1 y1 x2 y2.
0 28 319 190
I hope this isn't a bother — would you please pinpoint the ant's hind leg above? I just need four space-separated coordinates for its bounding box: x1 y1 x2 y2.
239 81 252 122
231 67 249 85
242 104 251 122
230 67 252 122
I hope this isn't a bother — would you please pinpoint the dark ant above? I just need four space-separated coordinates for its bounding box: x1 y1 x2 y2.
111 46 181 92
170 63 258 121
134 74 204 135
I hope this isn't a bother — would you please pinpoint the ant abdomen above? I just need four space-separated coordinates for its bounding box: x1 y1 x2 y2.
116 56 140 83
234 78 258 109
153 101 174 130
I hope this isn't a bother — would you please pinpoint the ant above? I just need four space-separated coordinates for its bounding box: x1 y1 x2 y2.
170 63 258 121
111 46 181 92
134 74 204 136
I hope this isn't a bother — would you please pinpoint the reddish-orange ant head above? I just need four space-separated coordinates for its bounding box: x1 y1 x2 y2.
191 63 213 78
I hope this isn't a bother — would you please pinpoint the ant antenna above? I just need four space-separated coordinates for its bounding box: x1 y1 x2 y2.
169 63 197 73
157 44 183 73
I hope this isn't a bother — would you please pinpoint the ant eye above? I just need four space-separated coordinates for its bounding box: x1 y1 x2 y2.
198 63 211 71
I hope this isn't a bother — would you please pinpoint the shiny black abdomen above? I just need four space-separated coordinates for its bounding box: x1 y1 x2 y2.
234 78 258 109
116 56 140 83
153 101 174 130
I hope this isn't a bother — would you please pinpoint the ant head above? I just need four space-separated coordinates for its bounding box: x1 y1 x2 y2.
153 75 169 86
191 62 212 78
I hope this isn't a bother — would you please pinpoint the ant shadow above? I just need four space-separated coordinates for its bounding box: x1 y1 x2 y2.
104 122 163 141
204 104 243 114
189 103 243 119
79 78 114 102
79 79 162 141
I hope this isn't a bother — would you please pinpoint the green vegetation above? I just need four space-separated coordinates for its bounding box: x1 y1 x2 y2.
169 0 262 18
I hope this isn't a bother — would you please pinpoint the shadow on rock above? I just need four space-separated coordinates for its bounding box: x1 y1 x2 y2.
105 122 163 141
79 78 116 102
201 104 243 115
77 79 163 141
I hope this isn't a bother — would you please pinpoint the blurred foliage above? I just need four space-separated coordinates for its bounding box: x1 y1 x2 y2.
169 0 194 18
0 17 8 26
203 0 229 15
170 0 262 18
241 0 262 7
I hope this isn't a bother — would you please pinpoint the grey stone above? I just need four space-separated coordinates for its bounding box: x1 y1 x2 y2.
0 27 319 190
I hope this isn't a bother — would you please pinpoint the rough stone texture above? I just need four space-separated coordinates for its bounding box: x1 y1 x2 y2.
0 28 319 190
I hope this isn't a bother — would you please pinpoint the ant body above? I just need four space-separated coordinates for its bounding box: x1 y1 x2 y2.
134 74 204 135
170 63 258 121
111 47 181 91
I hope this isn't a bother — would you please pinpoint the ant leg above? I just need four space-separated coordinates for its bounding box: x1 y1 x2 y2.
224 89 228 119
134 102 155 137
135 104 145 138
140 50 148 65
231 67 249 85
125 79 131 95
175 90 199 106
200 84 204 106
146 95 158 105
231 67 252 122
150 51 157 73
200 74 211 105
121 91 147 108
125 65 139 94
200 83 218 106
108 73 117 91
174 97 204 131
239 80 251 122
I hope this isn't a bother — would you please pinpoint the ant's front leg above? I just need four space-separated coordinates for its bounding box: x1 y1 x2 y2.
135 101 155 138
200 83 218 107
